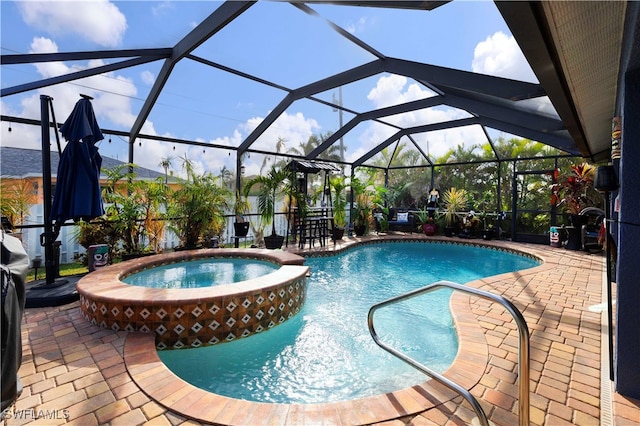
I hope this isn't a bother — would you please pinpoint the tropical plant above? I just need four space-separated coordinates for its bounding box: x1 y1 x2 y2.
386 181 414 208
75 219 119 266
102 164 167 256
167 157 230 249
0 177 34 231
233 190 251 222
137 178 168 253
243 164 298 240
414 207 431 225
350 175 376 233
329 175 348 228
75 164 169 260
551 163 599 215
441 187 468 228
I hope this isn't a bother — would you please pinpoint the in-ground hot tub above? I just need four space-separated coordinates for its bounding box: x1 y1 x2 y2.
77 249 309 349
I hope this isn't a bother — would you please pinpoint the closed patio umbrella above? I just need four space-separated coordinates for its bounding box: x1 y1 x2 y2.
50 95 104 222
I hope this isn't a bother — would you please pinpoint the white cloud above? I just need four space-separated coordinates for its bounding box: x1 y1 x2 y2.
17 0 127 48
151 1 174 17
345 16 373 35
245 112 320 151
471 31 537 83
367 74 411 108
234 112 320 176
351 74 481 162
140 70 156 86
472 31 559 118
1 36 157 158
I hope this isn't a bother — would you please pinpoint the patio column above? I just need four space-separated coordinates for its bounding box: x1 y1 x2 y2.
614 67 640 399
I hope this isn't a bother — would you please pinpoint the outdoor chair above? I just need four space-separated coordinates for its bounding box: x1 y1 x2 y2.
385 208 414 233
579 207 605 252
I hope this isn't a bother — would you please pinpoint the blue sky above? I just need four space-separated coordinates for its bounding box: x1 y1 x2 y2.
1 1 543 178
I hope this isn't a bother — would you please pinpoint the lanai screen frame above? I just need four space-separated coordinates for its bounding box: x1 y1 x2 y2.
1 0 582 226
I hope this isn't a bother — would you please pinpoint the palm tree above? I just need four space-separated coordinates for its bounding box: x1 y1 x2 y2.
158 156 173 185
259 137 288 175
243 164 299 248
167 156 231 248
218 165 233 189
288 134 321 157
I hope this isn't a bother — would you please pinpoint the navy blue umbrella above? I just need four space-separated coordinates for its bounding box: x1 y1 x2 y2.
50 97 105 222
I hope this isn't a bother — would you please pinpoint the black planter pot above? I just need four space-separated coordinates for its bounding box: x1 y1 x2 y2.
264 234 284 250
569 214 585 228
234 221 250 237
444 226 455 237
565 227 582 250
482 228 495 240
332 227 345 241
354 225 366 236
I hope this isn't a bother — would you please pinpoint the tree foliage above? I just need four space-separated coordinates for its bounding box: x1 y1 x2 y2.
167 156 230 248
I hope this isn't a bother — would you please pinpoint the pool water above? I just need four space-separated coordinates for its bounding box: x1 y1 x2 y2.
122 258 279 289
159 242 538 404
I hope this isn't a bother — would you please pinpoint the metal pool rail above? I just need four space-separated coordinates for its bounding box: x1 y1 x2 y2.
368 280 530 426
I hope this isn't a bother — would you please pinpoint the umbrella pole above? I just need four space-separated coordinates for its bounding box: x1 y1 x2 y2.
40 95 57 286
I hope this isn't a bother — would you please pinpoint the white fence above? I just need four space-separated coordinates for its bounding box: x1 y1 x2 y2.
13 198 295 265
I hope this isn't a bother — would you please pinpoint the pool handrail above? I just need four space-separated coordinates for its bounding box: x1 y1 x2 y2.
367 280 530 426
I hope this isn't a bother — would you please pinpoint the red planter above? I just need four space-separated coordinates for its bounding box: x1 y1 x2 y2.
422 223 436 236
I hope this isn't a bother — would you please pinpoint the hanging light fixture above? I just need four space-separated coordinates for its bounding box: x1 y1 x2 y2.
594 164 619 192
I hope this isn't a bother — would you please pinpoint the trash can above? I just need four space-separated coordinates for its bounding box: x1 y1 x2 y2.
88 244 109 272
549 226 562 247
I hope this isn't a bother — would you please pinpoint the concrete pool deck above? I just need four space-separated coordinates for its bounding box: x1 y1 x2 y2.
10 235 640 425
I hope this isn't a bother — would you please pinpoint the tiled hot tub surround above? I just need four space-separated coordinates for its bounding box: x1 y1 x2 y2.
77 249 309 349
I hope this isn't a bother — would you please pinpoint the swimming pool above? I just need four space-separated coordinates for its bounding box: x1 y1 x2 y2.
158 241 539 404
122 258 279 289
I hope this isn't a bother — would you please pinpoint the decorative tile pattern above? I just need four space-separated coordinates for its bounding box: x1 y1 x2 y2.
78 249 309 349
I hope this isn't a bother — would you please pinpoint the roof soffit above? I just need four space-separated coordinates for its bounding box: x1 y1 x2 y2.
497 1 627 162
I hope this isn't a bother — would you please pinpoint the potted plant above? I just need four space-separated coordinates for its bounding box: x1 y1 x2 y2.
477 191 495 240
481 223 496 240
351 176 374 236
167 157 230 249
441 187 468 237
329 175 348 241
415 207 436 236
233 190 251 237
551 163 599 226
243 164 298 249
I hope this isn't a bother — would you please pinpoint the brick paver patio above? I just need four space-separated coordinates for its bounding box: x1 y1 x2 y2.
7 236 640 425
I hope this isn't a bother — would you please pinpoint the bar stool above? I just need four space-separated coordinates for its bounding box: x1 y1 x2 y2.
308 218 320 248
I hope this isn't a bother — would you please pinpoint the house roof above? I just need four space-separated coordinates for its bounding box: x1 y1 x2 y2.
0 146 167 181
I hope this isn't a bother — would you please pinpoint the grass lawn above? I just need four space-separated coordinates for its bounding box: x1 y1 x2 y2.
27 262 88 283
25 240 256 283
